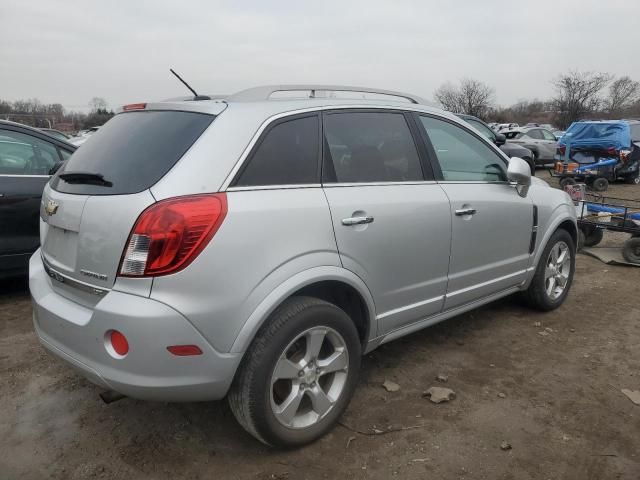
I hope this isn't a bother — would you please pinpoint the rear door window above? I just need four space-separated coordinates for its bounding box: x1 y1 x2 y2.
51 110 214 195
233 114 319 187
323 111 424 183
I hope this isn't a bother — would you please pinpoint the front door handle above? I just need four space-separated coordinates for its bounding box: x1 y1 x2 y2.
455 208 477 216
342 216 374 226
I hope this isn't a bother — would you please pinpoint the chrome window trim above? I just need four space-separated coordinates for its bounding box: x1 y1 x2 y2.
220 104 448 191
323 180 437 188
0 174 50 178
41 255 110 296
226 181 439 192
436 180 511 185
227 184 322 192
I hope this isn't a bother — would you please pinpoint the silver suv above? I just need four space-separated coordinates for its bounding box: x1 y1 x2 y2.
30 85 577 447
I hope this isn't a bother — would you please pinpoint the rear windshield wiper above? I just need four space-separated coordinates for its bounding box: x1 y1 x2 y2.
58 171 113 187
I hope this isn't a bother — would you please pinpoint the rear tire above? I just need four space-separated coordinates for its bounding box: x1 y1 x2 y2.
228 296 361 448
523 229 575 311
591 177 609 192
622 237 640 264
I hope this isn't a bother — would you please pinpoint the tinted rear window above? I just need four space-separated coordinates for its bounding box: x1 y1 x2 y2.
51 110 214 195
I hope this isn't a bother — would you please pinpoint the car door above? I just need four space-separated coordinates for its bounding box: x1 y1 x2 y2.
416 114 534 310
539 129 558 160
0 128 63 274
322 110 452 335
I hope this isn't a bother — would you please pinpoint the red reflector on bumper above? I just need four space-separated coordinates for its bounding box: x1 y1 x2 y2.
109 330 129 356
167 345 203 356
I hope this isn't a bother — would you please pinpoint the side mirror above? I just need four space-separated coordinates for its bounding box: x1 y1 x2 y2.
494 133 506 146
507 157 532 197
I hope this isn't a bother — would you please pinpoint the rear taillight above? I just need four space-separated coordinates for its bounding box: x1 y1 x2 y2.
119 194 227 277
557 145 566 156
607 147 617 156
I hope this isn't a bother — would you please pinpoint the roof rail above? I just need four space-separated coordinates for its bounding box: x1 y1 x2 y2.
226 85 429 105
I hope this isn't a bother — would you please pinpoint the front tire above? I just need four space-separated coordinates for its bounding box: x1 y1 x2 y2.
228 296 361 448
523 229 575 311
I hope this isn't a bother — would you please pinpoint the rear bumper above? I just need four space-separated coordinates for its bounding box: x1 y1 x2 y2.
29 251 241 401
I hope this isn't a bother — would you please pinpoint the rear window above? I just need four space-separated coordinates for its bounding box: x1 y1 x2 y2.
51 110 214 195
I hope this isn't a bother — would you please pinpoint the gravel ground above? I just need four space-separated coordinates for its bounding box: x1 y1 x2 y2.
1 171 639 480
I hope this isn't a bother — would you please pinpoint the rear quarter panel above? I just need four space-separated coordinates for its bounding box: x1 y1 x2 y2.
149 188 343 353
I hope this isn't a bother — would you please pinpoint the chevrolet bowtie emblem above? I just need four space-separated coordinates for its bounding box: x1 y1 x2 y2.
45 200 59 216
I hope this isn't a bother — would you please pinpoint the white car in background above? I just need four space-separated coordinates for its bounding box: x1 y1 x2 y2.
68 126 100 146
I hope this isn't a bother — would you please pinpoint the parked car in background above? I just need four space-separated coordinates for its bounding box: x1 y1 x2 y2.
30 85 577 448
553 130 565 140
497 122 519 132
40 128 71 141
456 114 536 174
68 126 101 146
0 120 76 278
503 127 558 166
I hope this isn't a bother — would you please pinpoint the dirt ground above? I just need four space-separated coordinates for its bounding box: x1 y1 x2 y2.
1 171 639 480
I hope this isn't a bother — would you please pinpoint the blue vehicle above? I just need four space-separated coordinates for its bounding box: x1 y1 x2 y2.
553 120 640 191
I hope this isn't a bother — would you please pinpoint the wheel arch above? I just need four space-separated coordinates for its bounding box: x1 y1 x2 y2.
230 266 377 354
524 206 577 289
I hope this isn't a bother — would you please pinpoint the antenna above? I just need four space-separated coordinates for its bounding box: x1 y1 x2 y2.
169 68 210 101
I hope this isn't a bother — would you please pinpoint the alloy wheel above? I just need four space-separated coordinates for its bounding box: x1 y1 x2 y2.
544 241 571 300
270 326 349 429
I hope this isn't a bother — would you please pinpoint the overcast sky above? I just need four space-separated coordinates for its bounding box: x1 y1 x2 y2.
2 0 639 112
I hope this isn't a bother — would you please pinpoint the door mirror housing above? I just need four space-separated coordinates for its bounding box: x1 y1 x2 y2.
507 157 532 197
494 133 506 146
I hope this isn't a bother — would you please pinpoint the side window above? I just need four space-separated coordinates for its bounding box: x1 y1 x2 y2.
631 125 640 142
0 129 59 175
419 116 507 182
234 115 319 187
527 129 544 140
541 129 556 141
323 112 424 183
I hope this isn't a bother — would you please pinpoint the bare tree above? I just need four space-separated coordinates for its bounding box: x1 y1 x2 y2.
434 78 494 118
606 76 640 116
89 97 108 113
552 71 611 128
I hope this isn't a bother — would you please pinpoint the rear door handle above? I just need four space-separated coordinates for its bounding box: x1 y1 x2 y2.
342 216 374 226
455 208 477 216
